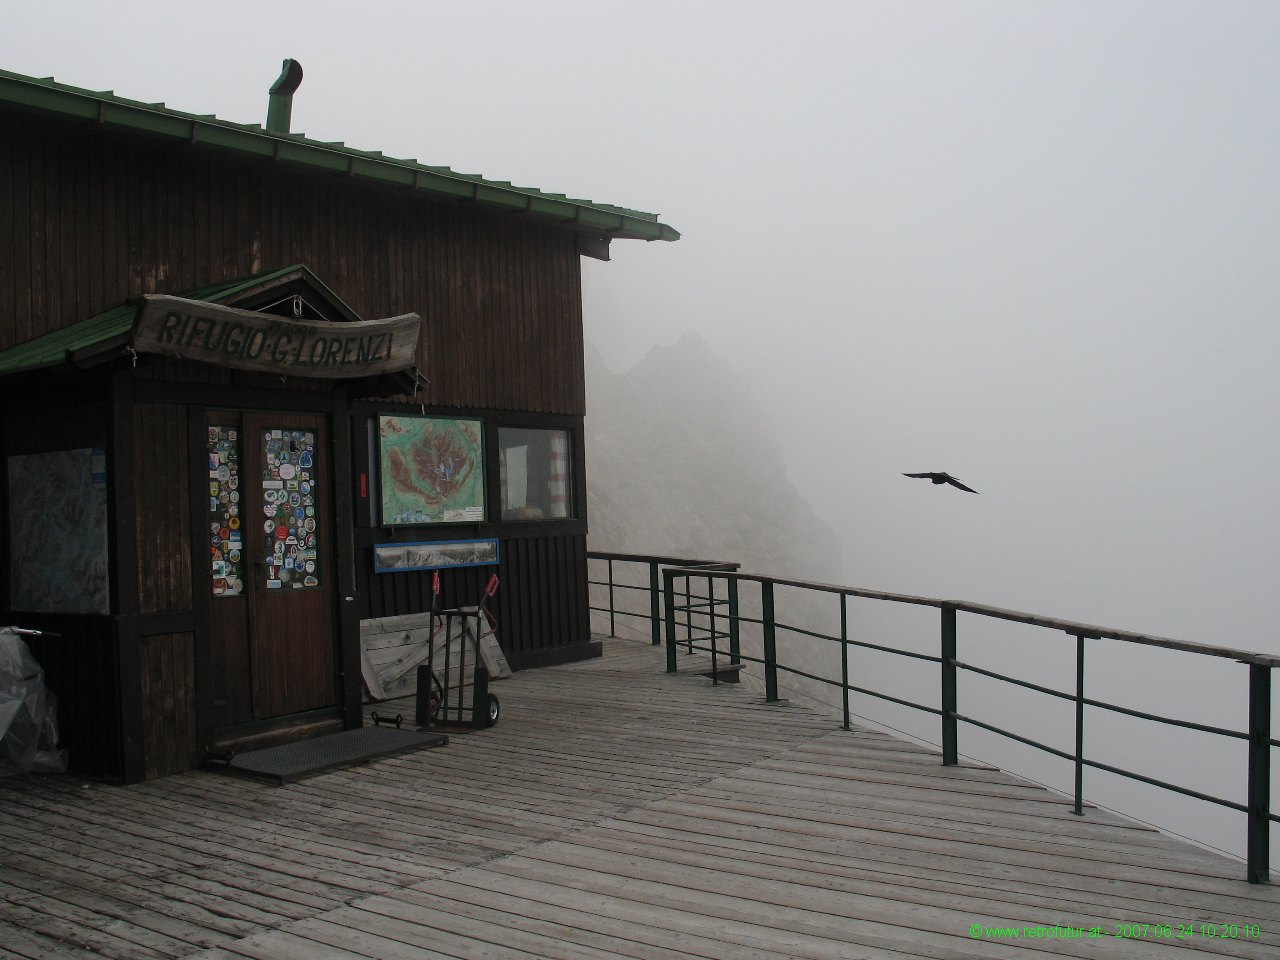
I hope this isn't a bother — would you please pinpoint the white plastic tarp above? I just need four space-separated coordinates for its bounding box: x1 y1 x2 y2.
0 627 67 775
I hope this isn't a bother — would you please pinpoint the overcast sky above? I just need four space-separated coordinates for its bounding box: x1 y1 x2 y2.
6 0 1279 855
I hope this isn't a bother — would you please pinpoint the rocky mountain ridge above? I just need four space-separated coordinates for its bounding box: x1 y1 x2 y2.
584 333 842 583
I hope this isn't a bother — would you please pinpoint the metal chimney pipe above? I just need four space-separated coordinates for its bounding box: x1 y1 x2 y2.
266 59 303 134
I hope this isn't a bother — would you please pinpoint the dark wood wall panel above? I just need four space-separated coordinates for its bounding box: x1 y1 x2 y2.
1 395 108 453
27 124 47 343
133 402 192 614
6 117 33 347
0 110 586 417
0 111 588 415
359 533 589 662
138 631 199 778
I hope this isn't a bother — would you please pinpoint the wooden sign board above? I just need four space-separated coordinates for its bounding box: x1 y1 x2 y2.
133 295 421 378
359 610 511 702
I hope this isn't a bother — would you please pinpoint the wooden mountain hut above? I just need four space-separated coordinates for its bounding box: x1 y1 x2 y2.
0 61 678 782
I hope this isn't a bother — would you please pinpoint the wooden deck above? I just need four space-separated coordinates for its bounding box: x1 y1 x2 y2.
2 636 1277 960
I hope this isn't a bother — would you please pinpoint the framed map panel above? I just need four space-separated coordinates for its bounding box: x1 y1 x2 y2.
378 416 485 525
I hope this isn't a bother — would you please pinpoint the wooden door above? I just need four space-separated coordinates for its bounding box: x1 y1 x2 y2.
206 411 337 728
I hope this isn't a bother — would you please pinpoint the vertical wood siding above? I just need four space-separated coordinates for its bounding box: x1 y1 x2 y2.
358 533 590 662
138 631 199 778
133 402 192 613
0 111 587 415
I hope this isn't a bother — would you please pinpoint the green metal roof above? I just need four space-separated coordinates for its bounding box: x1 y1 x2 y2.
0 264 330 376
0 69 680 243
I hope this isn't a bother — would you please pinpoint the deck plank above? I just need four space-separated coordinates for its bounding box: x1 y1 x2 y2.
3 635 1277 959
602 816 1273 929
0 922 95 960
383 884 803 960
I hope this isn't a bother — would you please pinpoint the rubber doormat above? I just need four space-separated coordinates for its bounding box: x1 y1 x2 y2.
214 726 448 785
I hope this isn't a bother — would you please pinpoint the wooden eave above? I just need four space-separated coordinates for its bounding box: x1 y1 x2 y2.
0 69 681 244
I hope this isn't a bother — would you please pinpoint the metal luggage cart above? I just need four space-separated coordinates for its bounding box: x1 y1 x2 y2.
414 574 506 730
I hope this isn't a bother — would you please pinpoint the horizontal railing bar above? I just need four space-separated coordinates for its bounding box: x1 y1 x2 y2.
956 714 1080 763
587 605 653 622
771 620 943 665
665 593 723 605
587 580 661 594
661 566 1280 668
955 659 1075 701
589 550 739 569
667 614 732 628
847 683 942 716
958 661 1249 740
679 643 767 670
671 632 738 645
676 631 734 645
588 601 653 613
843 636 942 664
675 610 763 627
1081 756 1249 814
957 713 1248 813
668 608 944 665
1081 696 1248 741
772 621 842 643
774 662 845 688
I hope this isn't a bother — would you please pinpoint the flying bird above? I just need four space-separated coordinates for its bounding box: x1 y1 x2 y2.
903 472 978 494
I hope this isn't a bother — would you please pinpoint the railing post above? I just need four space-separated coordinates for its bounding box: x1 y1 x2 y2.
941 604 957 766
1074 634 1085 816
709 576 719 686
840 593 851 731
649 561 661 646
1247 664 1271 884
728 577 740 664
607 558 616 637
663 569 678 673
707 574 717 676
762 580 778 702
683 575 693 653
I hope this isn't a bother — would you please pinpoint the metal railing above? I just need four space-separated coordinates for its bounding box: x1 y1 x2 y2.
587 551 739 649
592 553 1276 885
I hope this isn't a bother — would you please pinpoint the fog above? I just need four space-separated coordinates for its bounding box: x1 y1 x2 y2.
6 1 1279 866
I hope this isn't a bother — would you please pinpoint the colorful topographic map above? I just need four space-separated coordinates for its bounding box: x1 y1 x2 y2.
379 416 485 524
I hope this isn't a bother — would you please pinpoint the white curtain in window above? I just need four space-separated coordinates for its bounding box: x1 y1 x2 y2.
499 447 508 513
549 433 568 518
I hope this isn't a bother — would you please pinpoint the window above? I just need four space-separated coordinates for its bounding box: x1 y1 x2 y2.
6 448 109 613
499 428 572 520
